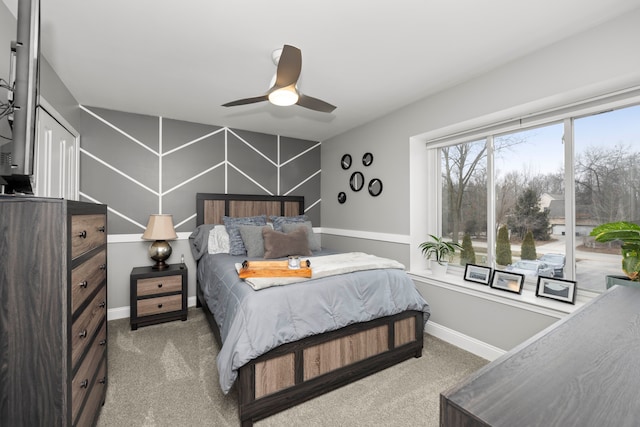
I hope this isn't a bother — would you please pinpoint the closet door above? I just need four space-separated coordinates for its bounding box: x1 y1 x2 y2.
34 105 79 199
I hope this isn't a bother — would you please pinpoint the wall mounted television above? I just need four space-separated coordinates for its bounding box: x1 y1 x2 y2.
0 0 41 194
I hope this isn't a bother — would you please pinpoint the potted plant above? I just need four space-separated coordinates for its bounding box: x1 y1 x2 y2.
589 221 640 287
419 234 463 276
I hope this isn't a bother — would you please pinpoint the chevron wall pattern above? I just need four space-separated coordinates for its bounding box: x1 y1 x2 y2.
78 106 321 235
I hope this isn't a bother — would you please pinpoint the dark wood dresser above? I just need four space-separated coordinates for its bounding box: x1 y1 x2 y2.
0 197 108 426
441 285 640 427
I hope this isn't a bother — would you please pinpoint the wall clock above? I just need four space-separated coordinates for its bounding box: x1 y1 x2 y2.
350 171 365 192
341 154 352 170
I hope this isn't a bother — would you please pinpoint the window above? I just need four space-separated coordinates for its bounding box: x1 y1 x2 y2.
430 100 640 293
573 105 640 291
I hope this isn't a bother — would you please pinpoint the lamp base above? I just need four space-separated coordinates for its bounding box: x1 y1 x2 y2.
149 240 172 270
152 260 170 270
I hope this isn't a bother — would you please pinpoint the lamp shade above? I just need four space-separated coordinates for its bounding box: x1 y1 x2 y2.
142 214 177 240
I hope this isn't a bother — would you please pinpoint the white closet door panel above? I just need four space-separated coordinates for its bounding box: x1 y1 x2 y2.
34 106 78 199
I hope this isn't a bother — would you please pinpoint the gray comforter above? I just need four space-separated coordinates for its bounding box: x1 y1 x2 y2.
197 251 431 394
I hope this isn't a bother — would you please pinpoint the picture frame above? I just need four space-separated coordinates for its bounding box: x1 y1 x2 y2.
463 264 492 285
536 276 577 304
490 270 525 294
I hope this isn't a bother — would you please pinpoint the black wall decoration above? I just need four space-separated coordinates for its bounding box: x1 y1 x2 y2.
368 178 383 197
339 152 382 203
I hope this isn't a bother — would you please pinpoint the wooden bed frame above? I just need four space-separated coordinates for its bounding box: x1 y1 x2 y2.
194 193 424 426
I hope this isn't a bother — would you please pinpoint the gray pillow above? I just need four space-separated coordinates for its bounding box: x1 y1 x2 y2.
239 225 270 258
223 215 267 256
263 227 312 259
282 221 320 251
188 224 217 261
269 214 308 232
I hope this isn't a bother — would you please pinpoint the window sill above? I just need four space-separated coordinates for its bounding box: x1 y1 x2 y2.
408 268 595 319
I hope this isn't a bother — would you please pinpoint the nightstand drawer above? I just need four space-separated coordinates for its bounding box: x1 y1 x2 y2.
136 274 182 297
72 286 107 368
137 294 183 317
71 214 107 259
71 249 107 315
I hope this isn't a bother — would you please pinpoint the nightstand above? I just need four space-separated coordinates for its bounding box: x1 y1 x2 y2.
130 264 188 330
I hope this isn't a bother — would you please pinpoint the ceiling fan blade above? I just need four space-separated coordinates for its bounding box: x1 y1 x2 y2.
297 94 336 113
222 95 269 107
273 45 302 88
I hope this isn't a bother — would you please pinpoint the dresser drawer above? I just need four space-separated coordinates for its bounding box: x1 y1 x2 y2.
71 214 107 259
71 320 107 424
136 274 182 297
71 249 107 315
72 287 107 368
137 294 183 317
75 357 107 427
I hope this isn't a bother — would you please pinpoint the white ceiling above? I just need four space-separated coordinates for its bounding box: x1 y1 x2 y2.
4 0 640 141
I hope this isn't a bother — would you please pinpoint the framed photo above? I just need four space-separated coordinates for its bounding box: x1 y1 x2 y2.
464 264 492 285
536 276 577 304
490 270 525 294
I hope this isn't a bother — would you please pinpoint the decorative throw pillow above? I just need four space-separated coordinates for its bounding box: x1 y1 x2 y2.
262 227 312 259
207 225 230 255
188 224 217 261
282 221 321 251
269 214 308 232
239 225 270 258
222 215 267 256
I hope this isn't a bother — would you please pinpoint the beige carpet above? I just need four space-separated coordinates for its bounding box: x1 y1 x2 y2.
97 308 487 427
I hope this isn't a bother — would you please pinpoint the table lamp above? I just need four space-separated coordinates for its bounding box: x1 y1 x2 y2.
142 214 178 269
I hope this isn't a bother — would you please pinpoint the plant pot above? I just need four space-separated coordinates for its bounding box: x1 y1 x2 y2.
430 260 449 277
606 275 640 289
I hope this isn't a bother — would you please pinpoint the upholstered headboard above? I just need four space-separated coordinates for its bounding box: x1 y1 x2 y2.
196 193 305 226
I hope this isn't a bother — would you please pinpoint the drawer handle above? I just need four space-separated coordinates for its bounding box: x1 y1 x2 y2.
99 339 107 346
98 226 106 232
98 301 106 308
79 329 87 338
158 304 163 309
98 377 107 385
79 280 88 289
157 283 163 288
99 264 107 271
80 379 89 389
78 230 87 239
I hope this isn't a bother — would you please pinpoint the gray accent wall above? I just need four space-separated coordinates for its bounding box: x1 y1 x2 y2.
78 106 321 235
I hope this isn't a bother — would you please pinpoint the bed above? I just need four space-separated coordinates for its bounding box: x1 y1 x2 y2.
192 193 430 426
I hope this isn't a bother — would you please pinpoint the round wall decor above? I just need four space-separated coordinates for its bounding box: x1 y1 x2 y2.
338 192 347 204
362 152 374 167
368 178 383 197
350 171 365 191
341 154 352 170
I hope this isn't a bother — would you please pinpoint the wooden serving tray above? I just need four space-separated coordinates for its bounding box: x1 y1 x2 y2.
238 259 312 278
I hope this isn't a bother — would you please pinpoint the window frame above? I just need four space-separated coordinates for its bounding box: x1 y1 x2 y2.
414 87 640 300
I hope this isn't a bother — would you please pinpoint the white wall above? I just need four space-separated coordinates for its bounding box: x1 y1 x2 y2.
321 8 640 354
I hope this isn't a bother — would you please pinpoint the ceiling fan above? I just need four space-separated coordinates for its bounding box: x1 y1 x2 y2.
222 44 336 113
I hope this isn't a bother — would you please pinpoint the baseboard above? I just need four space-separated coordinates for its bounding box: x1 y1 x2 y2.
107 296 199 321
425 321 506 361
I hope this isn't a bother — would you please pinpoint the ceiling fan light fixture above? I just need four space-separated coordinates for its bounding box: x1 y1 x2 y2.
268 87 299 106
